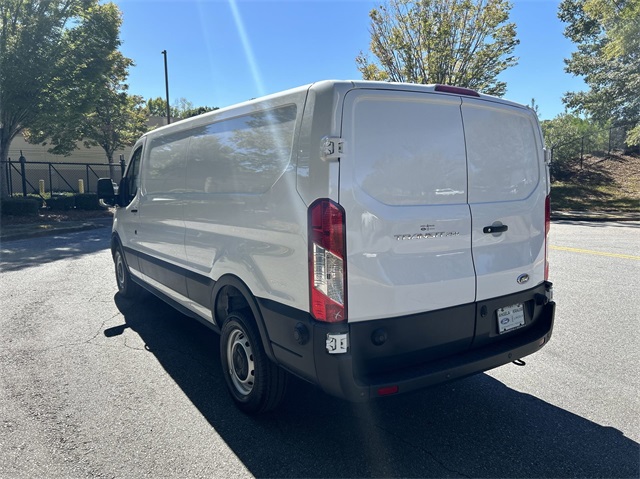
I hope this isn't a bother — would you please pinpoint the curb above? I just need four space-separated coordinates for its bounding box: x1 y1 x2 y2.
551 211 640 222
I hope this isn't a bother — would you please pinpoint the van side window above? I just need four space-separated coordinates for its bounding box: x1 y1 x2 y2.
186 104 297 194
146 133 189 194
126 146 142 203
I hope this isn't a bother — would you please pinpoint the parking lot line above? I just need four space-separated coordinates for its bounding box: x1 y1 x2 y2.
551 245 640 261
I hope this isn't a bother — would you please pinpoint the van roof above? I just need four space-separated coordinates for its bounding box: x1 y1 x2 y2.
141 80 530 140
337 80 528 110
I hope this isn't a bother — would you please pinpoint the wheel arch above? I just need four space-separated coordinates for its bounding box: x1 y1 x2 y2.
211 275 277 363
110 232 122 258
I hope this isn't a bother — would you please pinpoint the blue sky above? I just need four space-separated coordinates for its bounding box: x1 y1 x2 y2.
115 0 586 121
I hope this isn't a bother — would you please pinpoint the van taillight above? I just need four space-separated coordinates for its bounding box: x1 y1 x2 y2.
545 195 551 280
309 199 347 322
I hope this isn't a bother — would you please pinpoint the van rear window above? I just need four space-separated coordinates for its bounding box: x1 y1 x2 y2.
462 103 541 203
348 94 467 206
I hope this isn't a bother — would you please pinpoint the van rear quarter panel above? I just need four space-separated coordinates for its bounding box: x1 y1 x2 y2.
179 89 312 312
295 81 352 206
183 181 309 309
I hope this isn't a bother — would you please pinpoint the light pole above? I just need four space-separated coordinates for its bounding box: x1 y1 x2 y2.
161 50 171 124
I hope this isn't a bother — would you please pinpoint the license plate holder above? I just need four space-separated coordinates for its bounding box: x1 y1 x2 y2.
497 303 525 334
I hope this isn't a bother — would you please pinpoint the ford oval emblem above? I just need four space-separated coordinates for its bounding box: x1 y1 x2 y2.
517 274 530 285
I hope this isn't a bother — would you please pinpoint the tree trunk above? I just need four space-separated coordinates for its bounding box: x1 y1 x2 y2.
0 126 19 198
106 148 117 181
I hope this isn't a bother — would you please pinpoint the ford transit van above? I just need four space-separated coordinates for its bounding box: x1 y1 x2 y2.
98 81 555 414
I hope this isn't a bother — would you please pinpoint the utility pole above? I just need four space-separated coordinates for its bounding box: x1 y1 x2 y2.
161 50 171 124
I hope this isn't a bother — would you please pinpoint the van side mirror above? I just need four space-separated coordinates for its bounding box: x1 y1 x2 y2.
97 178 117 206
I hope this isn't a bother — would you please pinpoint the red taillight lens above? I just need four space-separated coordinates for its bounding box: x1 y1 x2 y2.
545 195 551 280
309 199 347 322
378 385 399 396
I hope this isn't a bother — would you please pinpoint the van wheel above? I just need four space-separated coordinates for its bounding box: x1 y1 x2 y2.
220 312 287 414
114 246 140 298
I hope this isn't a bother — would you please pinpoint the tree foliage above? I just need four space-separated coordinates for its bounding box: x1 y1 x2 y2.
559 0 640 145
0 0 126 194
146 97 218 121
542 114 603 153
146 97 170 118
529 98 540 117
356 0 519 96
181 105 219 119
81 53 148 163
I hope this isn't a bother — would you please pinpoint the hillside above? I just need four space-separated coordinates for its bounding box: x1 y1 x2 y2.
551 152 640 212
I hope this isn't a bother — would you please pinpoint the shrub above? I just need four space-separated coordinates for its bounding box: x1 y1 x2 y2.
47 194 76 210
75 193 102 210
1 197 41 216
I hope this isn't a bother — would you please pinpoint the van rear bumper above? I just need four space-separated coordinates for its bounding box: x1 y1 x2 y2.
313 301 554 401
258 286 555 402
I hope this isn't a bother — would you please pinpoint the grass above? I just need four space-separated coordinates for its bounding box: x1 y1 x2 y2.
550 153 640 212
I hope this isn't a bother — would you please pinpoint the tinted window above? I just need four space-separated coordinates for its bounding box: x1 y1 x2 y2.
463 102 540 203
145 132 189 194
350 94 467 206
126 146 143 203
185 105 297 194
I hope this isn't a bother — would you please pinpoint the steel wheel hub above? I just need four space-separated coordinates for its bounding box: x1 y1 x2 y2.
227 328 254 396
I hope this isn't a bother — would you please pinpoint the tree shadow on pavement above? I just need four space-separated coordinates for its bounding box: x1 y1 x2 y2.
0 229 110 273
110 293 639 479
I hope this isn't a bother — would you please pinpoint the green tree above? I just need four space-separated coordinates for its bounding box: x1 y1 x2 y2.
145 97 218 121
81 53 147 164
172 97 194 118
541 113 608 178
542 113 601 154
0 0 124 195
146 97 169 117
529 98 540 117
181 105 219 119
356 0 519 96
559 0 640 145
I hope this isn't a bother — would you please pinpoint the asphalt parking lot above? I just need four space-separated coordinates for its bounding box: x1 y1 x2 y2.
0 220 638 478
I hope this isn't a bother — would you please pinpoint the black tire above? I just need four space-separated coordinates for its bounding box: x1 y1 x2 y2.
220 311 288 414
114 246 141 298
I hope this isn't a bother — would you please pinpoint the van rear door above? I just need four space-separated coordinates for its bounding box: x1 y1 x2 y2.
340 89 476 323
461 99 546 301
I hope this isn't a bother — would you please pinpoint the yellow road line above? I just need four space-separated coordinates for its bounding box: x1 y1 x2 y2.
551 245 640 260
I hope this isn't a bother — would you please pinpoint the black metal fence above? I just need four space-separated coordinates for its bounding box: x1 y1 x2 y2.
549 124 638 168
1 157 125 198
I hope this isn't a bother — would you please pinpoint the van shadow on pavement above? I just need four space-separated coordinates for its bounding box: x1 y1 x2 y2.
110 292 639 479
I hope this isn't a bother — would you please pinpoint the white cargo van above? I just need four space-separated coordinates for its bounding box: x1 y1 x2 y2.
98 81 555 414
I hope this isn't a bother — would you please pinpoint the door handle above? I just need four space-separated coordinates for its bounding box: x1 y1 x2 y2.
130 209 138 213
483 224 508 234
